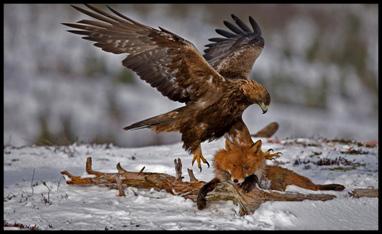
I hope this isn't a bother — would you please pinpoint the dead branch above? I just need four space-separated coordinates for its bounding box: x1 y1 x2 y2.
187 168 198 182
61 157 343 215
349 187 378 198
138 166 145 175
174 158 183 182
115 175 125 196
204 180 336 216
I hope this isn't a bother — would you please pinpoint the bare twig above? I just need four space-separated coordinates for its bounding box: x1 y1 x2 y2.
187 168 198 182
138 166 145 175
115 175 125 196
174 158 183 182
117 162 128 173
86 157 104 176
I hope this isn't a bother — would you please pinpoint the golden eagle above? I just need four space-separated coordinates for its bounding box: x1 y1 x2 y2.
64 4 270 171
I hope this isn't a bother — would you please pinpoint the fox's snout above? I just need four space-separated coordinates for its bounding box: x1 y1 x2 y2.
228 169 246 184
232 178 245 184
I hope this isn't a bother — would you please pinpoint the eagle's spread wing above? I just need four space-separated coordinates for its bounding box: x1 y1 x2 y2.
203 14 264 80
63 4 225 103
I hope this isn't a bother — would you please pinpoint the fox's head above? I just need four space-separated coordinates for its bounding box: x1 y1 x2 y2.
214 139 277 184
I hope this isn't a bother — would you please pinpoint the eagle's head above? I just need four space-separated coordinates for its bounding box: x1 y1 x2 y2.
241 80 270 114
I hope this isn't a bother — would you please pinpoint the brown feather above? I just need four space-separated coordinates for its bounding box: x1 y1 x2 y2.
64 4 225 103
204 15 265 80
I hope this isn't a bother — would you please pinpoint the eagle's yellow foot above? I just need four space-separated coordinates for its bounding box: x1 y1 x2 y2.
264 149 282 160
192 152 210 172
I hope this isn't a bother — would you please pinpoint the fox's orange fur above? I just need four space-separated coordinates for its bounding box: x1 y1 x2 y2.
214 139 278 184
197 139 345 210
213 139 345 191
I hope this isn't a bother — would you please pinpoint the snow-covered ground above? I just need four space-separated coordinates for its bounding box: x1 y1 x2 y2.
3 137 378 230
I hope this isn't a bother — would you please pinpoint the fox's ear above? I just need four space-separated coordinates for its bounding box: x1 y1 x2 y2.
225 138 236 151
250 140 262 153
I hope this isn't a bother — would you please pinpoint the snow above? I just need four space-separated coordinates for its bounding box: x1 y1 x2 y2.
3 138 378 230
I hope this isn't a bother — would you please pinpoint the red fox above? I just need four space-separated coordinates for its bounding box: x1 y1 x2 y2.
197 139 345 210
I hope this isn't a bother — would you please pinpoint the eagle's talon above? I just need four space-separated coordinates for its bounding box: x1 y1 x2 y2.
264 150 282 160
201 156 210 168
271 152 282 159
192 152 210 172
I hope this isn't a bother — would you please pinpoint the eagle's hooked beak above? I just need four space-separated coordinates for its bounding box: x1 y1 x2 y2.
259 102 268 114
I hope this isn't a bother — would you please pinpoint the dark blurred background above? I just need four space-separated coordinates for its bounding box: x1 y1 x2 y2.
4 4 378 147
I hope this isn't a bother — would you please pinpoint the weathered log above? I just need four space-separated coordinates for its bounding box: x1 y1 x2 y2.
61 157 339 215
349 187 378 198
252 122 279 138
206 181 336 216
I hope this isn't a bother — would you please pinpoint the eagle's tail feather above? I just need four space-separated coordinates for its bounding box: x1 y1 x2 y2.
123 108 183 132
123 116 170 130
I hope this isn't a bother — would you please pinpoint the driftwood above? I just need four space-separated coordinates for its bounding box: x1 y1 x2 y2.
61 157 338 216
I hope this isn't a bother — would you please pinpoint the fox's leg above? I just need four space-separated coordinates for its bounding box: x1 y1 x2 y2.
283 169 345 191
288 174 345 191
266 166 315 191
197 178 220 210
266 166 345 191
240 174 259 193
192 145 210 172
